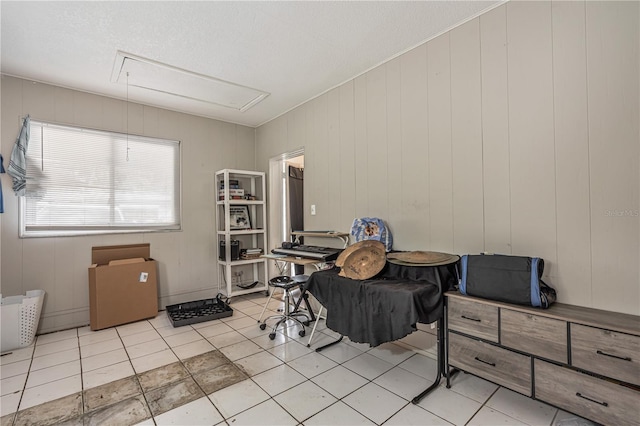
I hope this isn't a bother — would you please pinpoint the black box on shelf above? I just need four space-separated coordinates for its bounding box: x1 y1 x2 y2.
219 240 240 261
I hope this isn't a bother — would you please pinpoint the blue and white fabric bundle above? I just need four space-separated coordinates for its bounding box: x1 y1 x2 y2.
8 115 30 196
350 217 393 252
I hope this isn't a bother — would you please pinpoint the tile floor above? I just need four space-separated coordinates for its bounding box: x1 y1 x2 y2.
1 292 597 426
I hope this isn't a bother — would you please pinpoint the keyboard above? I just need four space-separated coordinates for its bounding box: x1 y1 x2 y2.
271 244 343 261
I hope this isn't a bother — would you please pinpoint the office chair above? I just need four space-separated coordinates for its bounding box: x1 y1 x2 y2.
257 275 313 340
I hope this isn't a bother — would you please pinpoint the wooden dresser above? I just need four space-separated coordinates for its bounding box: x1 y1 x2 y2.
445 292 640 426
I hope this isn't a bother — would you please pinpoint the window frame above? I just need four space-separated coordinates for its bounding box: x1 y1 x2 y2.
19 120 182 238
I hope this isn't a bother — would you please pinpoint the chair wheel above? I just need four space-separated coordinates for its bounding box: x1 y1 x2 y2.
299 330 306 337
259 323 266 330
303 321 310 326
269 333 276 340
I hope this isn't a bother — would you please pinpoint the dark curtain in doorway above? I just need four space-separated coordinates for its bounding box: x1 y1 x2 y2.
289 166 304 275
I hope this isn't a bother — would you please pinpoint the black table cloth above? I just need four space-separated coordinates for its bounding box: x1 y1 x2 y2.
305 262 457 347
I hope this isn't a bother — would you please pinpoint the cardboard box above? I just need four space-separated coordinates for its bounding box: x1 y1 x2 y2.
88 244 158 331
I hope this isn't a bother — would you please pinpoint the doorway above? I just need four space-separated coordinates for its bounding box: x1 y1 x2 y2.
268 149 304 276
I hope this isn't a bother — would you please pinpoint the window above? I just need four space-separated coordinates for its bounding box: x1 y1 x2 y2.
20 120 181 237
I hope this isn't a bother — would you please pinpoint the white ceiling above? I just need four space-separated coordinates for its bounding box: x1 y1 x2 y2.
1 1 502 128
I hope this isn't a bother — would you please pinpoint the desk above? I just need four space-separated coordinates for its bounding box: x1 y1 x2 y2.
304 259 459 403
291 231 349 247
261 253 329 344
261 254 321 275
264 231 348 343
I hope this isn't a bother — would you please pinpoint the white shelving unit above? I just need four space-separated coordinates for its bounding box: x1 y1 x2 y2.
215 169 268 299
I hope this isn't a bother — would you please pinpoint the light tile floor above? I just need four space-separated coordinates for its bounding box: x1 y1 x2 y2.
1 292 597 426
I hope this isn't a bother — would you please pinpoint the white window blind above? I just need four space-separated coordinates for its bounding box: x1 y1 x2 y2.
21 120 181 237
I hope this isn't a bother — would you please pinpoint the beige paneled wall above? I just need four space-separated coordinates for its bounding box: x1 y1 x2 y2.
256 1 639 315
552 1 592 308
0 76 256 333
480 5 512 257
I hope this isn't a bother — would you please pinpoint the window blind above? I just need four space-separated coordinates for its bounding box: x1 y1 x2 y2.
21 120 181 237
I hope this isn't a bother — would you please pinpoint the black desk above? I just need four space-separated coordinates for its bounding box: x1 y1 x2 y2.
304 260 459 403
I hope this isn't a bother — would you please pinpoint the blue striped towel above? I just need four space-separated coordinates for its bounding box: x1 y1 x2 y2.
7 115 30 196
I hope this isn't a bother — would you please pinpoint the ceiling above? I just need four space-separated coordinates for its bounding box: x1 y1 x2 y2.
1 1 502 128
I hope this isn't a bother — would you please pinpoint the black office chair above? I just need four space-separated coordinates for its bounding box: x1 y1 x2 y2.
258 275 313 340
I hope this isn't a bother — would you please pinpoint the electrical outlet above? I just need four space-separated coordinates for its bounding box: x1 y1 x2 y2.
311 204 316 215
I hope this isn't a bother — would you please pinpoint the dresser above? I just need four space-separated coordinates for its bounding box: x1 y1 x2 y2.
445 292 640 426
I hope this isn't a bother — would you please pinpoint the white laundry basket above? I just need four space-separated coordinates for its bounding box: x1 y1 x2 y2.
1 290 45 353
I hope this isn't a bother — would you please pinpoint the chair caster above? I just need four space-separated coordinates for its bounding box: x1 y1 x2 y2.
259 323 267 330
269 333 276 340
299 330 306 337
303 321 310 326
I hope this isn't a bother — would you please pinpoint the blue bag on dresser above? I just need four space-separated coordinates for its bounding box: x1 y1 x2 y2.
459 254 556 308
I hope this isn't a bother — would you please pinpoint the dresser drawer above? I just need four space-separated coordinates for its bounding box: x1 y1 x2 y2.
449 332 531 396
570 323 640 386
448 297 499 342
500 309 567 364
535 359 639 426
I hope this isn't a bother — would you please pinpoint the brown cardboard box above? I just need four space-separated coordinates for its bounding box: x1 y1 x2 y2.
88 244 158 331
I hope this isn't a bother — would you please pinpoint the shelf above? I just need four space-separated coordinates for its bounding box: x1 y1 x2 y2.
215 169 268 299
216 168 263 178
218 258 267 267
226 285 267 298
216 200 264 206
217 229 265 236
291 231 348 237
261 254 320 266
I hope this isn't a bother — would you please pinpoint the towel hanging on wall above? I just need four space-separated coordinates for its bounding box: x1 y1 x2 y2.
7 115 30 196
0 154 5 213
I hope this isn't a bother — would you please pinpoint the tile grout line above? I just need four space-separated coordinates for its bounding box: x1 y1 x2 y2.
8 344 36 425
115 323 155 424
77 327 86 424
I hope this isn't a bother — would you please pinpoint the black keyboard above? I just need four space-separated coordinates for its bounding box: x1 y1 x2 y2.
272 245 342 261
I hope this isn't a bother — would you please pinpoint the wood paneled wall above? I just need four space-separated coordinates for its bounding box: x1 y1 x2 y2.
0 76 256 332
256 1 639 315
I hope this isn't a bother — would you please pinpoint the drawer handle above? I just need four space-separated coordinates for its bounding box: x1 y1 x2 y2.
474 356 496 367
596 350 632 362
576 392 608 407
461 315 481 322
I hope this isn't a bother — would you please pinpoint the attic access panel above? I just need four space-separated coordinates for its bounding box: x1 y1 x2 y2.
111 51 269 112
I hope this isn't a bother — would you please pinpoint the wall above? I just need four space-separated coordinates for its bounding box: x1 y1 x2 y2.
0 75 256 333
256 1 640 315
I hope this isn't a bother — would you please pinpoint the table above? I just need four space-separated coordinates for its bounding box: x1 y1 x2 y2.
304 258 459 403
263 232 349 344
261 253 321 275
305 262 457 346
290 231 349 247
